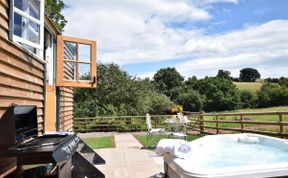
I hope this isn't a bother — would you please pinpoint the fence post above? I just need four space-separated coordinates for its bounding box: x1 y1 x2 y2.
216 115 219 134
199 111 204 134
240 114 244 133
279 114 284 138
154 116 157 128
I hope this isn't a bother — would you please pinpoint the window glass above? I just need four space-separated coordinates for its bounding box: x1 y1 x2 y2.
64 42 77 60
14 0 40 20
79 63 91 80
79 44 91 62
57 35 96 88
10 0 43 59
14 13 40 44
64 62 77 80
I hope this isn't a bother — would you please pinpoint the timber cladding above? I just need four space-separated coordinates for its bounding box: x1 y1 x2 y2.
0 0 45 132
0 0 44 176
58 87 74 131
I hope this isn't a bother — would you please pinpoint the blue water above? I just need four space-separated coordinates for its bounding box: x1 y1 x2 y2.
199 142 288 169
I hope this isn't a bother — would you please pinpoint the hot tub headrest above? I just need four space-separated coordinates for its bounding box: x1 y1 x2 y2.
238 135 259 144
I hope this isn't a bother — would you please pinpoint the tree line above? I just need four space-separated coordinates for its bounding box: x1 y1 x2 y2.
74 63 288 117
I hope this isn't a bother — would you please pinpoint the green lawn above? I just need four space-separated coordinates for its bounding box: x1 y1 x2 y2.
234 82 263 93
82 136 115 149
134 134 201 148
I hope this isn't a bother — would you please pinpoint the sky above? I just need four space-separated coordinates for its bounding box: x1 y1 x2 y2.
62 0 288 79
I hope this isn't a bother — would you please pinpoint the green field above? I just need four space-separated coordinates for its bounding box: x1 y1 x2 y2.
234 82 263 93
82 136 115 149
202 106 288 131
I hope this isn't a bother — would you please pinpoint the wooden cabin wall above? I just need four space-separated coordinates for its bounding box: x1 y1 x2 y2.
58 87 74 131
0 0 45 134
0 0 45 176
58 44 75 131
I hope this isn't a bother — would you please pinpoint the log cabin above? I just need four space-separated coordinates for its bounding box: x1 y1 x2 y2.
0 0 97 176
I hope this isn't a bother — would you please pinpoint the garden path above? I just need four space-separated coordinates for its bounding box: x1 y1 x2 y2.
94 133 164 178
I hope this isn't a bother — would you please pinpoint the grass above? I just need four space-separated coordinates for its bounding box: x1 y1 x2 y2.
82 136 115 149
134 134 201 148
234 82 263 93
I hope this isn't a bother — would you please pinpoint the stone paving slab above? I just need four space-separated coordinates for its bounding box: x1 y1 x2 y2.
94 133 164 178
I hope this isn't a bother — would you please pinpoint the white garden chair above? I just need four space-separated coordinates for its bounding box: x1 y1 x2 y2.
146 113 165 140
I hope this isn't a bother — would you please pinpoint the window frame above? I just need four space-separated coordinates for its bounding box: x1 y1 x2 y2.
56 35 97 88
9 0 45 60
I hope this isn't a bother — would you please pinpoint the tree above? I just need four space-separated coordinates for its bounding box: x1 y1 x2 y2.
193 77 240 111
279 77 288 87
257 83 288 108
153 67 184 100
239 68 261 82
45 0 67 32
74 63 174 117
216 70 231 80
240 90 256 108
176 90 203 111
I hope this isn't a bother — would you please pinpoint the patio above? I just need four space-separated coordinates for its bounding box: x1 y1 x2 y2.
80 133 164 178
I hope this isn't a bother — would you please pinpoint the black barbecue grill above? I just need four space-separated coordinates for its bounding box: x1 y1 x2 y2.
0 105 105 178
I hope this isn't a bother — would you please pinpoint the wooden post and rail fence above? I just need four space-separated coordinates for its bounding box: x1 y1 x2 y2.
73 111 288 138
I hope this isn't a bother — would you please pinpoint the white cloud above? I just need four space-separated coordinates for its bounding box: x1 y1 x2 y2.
62 0 288 79
176 20 288 78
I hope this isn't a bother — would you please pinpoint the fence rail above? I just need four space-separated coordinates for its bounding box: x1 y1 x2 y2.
74 111 288 138
196 111 288 138
73 115 184 132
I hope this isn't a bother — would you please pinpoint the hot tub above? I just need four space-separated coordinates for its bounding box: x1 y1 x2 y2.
164 134 288 178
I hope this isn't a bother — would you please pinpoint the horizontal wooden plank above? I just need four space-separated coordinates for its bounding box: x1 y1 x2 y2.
0 2 8 19
60 117 73 124
0 75 43 93
60 114 73 122
59 102 73 107
0 97 44 108
203 111 288 116
0 62 43 86
0 25 8 39
38 122 43 129
59 106 74 112
0 14 8 30
60 87 74 93
60 92 74 98
59 111 73 117
60 92 74 96
0 85 44 101
59 124 72 131
59 97 73 102
0 0 9 9
203 120 288 126
0 37 44 70
37 116 44 123
0 51 44 78
60 88 74 94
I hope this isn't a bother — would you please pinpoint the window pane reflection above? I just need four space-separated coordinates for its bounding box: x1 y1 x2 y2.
79 44 91 62
64 62 76 80
64 42 77 60
14 0 40 20
14 13 40 44
79 63 91 80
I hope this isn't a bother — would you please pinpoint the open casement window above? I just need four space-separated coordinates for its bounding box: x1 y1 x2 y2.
56 35 97 88
9 0 44 59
